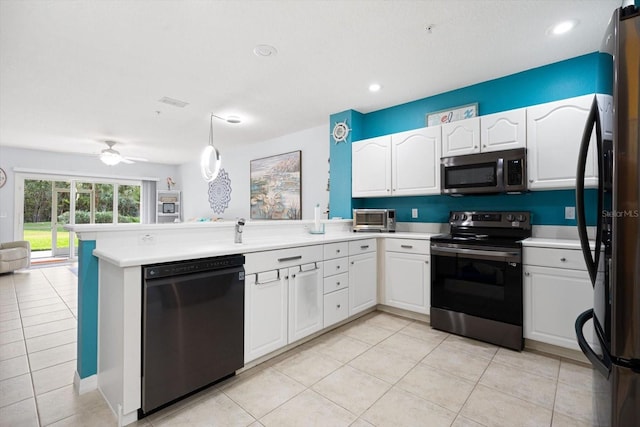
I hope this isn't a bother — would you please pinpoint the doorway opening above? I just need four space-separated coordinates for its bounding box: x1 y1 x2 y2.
21 176 141 264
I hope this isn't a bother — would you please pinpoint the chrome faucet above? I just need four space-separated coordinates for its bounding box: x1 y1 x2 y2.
235 218 245 244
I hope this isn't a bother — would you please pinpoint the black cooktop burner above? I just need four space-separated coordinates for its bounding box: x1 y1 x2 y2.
432 210 532 248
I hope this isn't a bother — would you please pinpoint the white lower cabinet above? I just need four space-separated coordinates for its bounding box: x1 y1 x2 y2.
324 288 349 327
323 242 350 328
288 263 324 343
384 239 430 314
523 247 595 351
348 239 377 316
244 270 288 363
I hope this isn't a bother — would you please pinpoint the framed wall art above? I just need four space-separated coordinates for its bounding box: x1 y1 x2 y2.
250 151 301 220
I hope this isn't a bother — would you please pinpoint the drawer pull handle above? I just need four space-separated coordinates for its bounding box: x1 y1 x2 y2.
336 265 341 270
337 304 341 308
278 255 303 262
336 282 340 286
560 257 567 262
351 261 355 265
336 249 341 253
401 245 413 249
361 245 370 249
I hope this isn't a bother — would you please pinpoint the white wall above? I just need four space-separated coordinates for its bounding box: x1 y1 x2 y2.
0 146 178 241
179 124 330 221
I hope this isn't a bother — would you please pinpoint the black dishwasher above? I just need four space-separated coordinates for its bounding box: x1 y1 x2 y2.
141 254 245 415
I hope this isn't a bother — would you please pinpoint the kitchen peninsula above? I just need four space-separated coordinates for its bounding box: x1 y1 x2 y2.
68 219 439 425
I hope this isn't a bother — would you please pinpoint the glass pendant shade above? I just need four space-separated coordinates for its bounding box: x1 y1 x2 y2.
201 114 222 182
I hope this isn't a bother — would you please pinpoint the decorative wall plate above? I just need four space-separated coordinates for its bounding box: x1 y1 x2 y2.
332 120 350 144
208 168 232 214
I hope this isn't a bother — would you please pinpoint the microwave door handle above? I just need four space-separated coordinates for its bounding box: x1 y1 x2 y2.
496 158 504 192
576 95 598 286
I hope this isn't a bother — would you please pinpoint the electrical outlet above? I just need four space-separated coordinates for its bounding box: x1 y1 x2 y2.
139 233 157 245
565 206 575 220
411 208 418 219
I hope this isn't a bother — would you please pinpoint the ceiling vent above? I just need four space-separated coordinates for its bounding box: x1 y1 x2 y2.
158 96 189 108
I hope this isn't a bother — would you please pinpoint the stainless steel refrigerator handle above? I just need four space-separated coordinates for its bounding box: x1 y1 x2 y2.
575 309 611 379
430 245 521 263
576 95 604 287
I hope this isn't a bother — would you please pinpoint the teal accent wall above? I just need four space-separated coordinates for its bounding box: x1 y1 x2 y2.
330 52 611 226
77 240 98 378
329 110 364 218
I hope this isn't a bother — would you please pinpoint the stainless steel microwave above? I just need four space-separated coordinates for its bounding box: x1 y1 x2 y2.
352 209 396 232
441 148 527 195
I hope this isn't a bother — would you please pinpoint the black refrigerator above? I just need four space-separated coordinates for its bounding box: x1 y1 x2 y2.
574 5 639 427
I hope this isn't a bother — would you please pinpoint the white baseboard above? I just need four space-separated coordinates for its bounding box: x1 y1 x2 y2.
73 371 97 395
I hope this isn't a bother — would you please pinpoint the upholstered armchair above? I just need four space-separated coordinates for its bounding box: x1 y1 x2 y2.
0 241 31 273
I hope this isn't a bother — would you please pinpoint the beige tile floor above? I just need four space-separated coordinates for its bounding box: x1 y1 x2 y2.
1 266 599 427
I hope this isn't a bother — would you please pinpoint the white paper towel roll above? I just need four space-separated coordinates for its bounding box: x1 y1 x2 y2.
314 204 321 231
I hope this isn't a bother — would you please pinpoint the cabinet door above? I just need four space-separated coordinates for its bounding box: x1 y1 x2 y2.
352 136 391 197
524 265 594 350
480 108 526 152
526 94 598 190
441 117 481 157
348 253 377 316
288 264 324 343
391 126 442 196
384 251 430 314
244 270 288 363
324 288 349 328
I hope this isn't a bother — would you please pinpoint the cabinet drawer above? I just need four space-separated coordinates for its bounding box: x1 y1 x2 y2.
524 247 587 270
245 245 323 274
324 242 349 260
385 238 430 255
323 272 348 294
324 288 349 328
323 258 349 277
349 239 377 255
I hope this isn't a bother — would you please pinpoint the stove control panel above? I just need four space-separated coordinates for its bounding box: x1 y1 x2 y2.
449 211 531 230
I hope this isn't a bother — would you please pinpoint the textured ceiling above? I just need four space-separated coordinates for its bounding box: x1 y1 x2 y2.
0 0 621 165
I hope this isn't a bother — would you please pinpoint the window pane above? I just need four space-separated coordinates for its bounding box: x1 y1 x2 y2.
118 185 141 223
94 183 114 223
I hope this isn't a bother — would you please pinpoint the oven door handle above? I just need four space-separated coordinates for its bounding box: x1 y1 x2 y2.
430 245 521 263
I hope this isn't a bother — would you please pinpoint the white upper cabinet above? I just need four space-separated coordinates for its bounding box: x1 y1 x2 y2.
391 127 442 196
352 135 392 197
352 127 441 198
527 94 598 190
441 117 481 157
480 108 526 153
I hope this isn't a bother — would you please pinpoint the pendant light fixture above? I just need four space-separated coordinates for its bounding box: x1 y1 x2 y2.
201 113 222 182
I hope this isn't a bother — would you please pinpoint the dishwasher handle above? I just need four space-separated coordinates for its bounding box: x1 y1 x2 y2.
144 264 244 288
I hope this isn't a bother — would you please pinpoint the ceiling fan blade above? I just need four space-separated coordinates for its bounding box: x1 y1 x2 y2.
121 158 135 164
124 156 148 162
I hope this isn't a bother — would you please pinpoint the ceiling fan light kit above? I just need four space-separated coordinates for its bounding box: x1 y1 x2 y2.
100 141 123 165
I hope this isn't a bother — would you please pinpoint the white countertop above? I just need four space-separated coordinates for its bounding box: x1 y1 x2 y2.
522 237 595 250
92 230 438 267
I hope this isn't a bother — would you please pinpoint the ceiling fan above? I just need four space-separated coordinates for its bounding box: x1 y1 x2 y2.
99 141 147 165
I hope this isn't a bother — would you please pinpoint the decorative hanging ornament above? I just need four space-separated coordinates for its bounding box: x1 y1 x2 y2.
208 168 232 214
332 120 350 144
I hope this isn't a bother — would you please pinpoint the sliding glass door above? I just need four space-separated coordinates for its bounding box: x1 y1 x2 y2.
22 175 142 261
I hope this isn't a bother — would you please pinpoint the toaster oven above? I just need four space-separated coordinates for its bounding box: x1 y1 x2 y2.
353 209 396 232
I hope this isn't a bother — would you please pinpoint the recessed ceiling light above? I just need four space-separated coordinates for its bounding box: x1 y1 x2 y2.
253 44 278 57
369 83 382 92
551 20 577 35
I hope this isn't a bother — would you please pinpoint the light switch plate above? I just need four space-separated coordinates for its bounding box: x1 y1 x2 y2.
565 206 575 220
411 208 418 219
